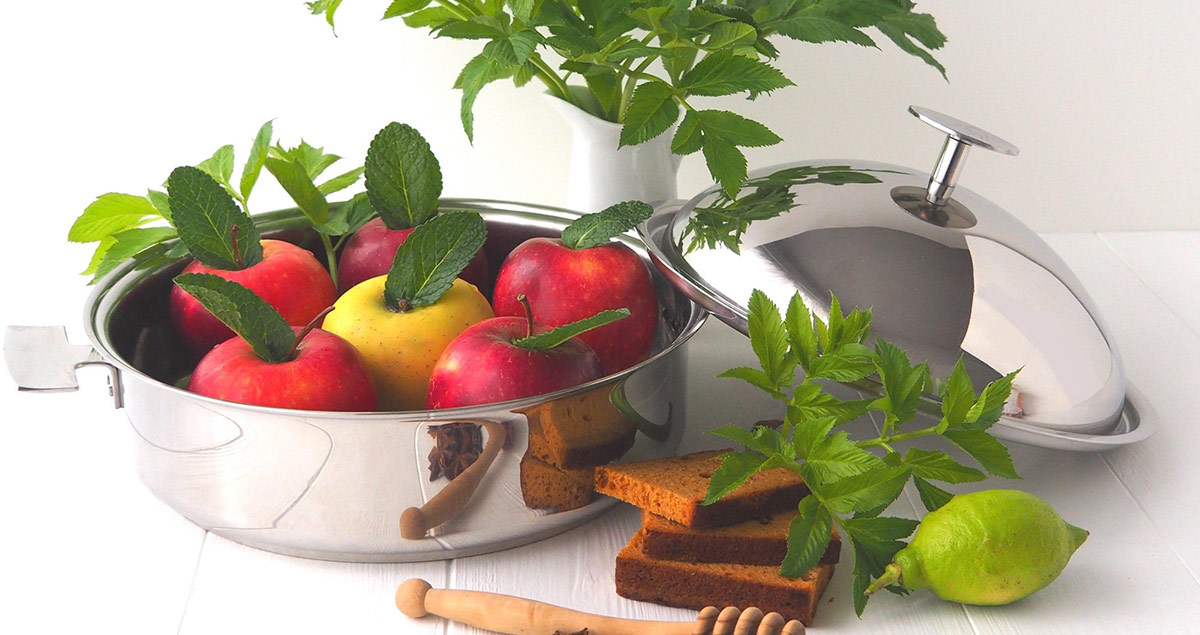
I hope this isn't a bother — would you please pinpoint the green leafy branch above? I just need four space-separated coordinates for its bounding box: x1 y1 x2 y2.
704 289 1019 615
308 0 947 196
68 121 372 286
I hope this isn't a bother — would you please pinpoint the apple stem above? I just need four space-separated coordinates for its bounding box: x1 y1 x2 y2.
517 293 534 338
230 224 245 269
284 306 335 362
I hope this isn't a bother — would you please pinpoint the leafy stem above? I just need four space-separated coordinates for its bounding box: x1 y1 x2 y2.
707 289 1020 615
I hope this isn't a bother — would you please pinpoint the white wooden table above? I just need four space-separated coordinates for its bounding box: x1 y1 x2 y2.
3 232 1199 634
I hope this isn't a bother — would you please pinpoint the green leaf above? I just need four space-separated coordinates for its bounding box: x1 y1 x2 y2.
877 15 946 78
506 0 534 22
239 120 274 202
807 349 875 382
678 50 793 97
264 157 331 230
68 193 160 243
383 0 432 19
168 166 262 270
269 139 341 181
702 450 793 505
197 144 235 191
718 366 780 395
903 448 985 484
618 81 678 147
820 465 910 515
939 358 975 428
774 15 876 47
364 122 443 230
803 431 886 484
455 53 514 142
317 166 365 196
699 21 757 50
780 496 833 578
384 210 487 311
943 429 1020 479
964 370 1019 430
88 227 178 284
403 6 456 28
789 385 871 425
842 515 920 615
784 292 818 371
147 189 173 222
913 476 953 512
173 273 296 363
560 200 653 249
746 289 794 393
709 422 786 457
671 110 703 155
306 0 344 33
483 29 541 65
790 415 838 460
700 134 745 198
513 308 630 350
328 192 378 236
696 110 782 147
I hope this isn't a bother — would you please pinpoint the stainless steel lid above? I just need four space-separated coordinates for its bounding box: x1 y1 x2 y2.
642 106 1128 437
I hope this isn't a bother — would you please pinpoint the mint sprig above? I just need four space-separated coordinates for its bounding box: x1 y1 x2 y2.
168 166 264 270
561 201 654 250
384 210 486 312
173 273 298 364
513 308 630 351
704 289 1021 616
365 122 442 230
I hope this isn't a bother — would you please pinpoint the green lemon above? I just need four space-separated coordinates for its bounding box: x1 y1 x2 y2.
867 489 1088 605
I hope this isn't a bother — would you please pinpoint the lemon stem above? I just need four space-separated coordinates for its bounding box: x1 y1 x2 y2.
866 562 903 595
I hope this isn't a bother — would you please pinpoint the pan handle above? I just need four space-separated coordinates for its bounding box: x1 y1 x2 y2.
401 420 507 540
4 326 123 409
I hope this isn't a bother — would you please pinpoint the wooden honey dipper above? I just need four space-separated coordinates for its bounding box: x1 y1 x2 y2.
396 578 806 635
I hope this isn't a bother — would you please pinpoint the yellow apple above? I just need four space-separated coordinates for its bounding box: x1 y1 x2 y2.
323 275 494 410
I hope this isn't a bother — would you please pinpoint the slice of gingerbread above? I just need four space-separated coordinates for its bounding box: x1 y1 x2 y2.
594 450 808 529
639 510 840 567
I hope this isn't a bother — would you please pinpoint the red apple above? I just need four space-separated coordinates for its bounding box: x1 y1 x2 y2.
426 316 605 409
492 238 658 374
188 326 378 411
337 217 491 295
169 239 338 359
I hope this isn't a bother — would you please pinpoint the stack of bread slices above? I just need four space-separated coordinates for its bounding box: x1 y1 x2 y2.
595 450 840 627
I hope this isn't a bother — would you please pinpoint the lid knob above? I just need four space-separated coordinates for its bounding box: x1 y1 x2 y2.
910 105 1020 207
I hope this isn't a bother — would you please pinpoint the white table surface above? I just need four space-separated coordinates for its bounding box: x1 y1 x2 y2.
3 231 1199 634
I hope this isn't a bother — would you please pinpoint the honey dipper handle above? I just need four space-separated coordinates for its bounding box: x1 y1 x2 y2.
396 579 694 635
400 420 506 540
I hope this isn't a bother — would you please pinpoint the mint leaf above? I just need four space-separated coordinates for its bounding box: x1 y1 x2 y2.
384 210 487 311
365 122 443 230
781 496 833 578
68 193 161 243
560 200 653 249
265 157 331 229
513 308 630 350
618 81 678 147
168 166 262 270
678 51 793 97
197 144 235 193
913 476 953 512
820 465 910 515
903 448 985 484
239 120 274 202
173 273 296 363
943 429 1020 479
